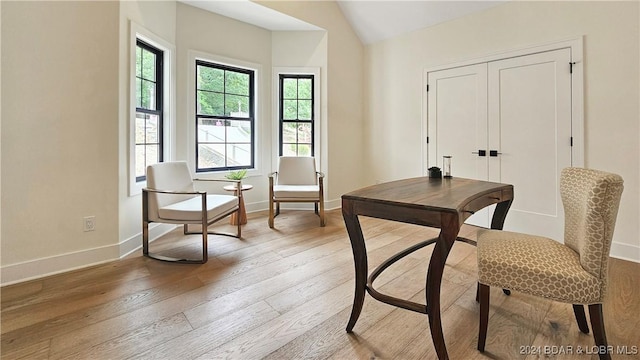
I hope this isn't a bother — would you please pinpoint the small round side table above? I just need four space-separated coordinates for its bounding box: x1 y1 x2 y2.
223 184 253 225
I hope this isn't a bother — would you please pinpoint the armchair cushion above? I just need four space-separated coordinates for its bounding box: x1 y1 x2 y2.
158 194 239 223
147 161 195 208
478 229 601 304
561 168 624 280
273 184 321 199
276 157 318 185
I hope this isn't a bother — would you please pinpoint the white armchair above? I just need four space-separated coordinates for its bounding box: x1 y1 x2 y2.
268 156 325 228
142 161 242 263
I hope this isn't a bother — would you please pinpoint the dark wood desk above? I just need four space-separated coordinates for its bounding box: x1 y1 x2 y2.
342 176 513 360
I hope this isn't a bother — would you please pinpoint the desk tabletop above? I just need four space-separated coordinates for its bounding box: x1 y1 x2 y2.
342 177 512 213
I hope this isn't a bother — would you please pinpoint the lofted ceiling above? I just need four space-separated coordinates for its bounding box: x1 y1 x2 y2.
180 0 506 45
337 1 506 44
179 0 322 31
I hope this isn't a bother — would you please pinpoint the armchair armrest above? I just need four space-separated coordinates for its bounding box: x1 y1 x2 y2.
142 188 205 196
268 172 277 190
142 187 208 223
317 172 324 190
193 178 243 197
193 178 241 186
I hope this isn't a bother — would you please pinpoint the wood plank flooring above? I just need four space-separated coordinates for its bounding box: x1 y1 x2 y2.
2 209 639 359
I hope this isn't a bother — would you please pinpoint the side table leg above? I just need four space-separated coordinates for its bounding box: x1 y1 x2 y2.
342 200 368 332
230 191 248 225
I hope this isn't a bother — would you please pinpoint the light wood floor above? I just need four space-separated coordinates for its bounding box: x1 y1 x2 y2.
2 209 639 359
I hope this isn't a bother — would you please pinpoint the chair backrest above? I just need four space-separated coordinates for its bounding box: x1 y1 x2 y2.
146 162 195 220
277 156 318 185
560 167 623 284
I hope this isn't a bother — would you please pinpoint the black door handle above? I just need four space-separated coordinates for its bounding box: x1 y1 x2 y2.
489 150 502 157
472 150 486 157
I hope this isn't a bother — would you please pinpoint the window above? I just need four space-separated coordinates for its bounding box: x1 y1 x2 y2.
129 23 175 196
279 74 314 156
135 39 163 181
196 60 255 172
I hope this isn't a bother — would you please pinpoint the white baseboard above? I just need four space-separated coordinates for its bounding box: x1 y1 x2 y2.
610 241 640 263
1 198 343 286
0 223 176 287
325 198 341 211
0 244 118 287
245 198 341 213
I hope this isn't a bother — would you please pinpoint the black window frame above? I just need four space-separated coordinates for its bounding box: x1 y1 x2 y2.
279 74 315 157
135 39 163 182
195 60 255 173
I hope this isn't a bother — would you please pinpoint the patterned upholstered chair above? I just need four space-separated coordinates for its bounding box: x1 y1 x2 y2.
268 156 325 228
476 167 623 360
143 161 242 264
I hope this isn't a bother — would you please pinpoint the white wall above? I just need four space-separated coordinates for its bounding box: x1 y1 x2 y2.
0 1 357 284
363 1 640 261
1 2 3 266
175 2 274 213
12 1 628 285
259 1 366 206
1 1 121 282
118 0 177 259
271 30 328 196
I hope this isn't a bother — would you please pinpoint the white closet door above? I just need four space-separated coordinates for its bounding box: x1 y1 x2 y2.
488 48 572 240
427 63 489 226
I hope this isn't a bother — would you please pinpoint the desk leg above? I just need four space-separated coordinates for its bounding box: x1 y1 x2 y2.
342 200 368 333
491 199 513 230
426 214 459 360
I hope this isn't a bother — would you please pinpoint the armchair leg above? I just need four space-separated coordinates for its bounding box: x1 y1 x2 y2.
478 283 490 352
153 216 239 263
319 200 325 227
588 304 611 360
573 304 590 334
142 223 206 263
142 220 150 256
201 222 208 263
269 198 275 228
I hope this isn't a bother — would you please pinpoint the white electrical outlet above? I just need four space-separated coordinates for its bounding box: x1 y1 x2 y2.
83 216 96 232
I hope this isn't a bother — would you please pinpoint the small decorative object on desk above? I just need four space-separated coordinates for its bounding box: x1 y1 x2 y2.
428 166 442 178
443 156 452 178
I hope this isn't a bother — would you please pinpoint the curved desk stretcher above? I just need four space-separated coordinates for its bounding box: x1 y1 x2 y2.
342 176 513 360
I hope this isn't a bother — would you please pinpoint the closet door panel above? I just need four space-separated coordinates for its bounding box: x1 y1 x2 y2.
488 48 572 240
427 63 489 226
427 64 488 178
